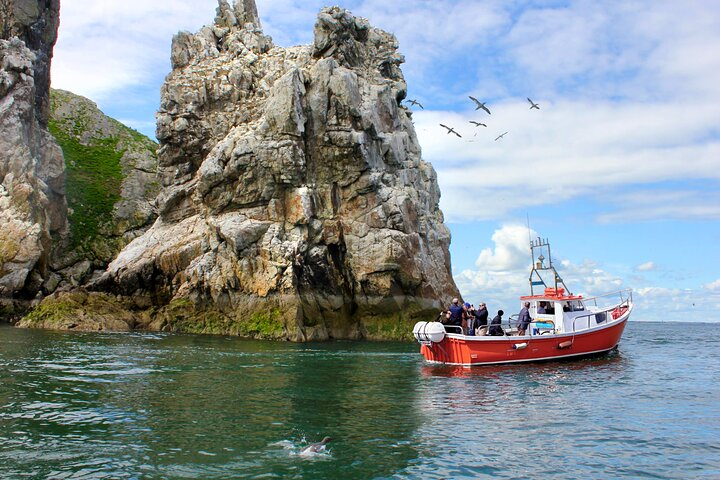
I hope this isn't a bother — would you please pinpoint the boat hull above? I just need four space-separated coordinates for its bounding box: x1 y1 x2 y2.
420 317 628 366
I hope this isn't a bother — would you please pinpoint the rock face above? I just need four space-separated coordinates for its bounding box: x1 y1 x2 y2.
89 0 458 340
0 1 66 305
47 88 159 291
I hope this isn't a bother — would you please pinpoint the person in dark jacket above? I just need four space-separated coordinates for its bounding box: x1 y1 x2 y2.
447 298 464 327
475 303 489 327
489 310 505 336
517 301 531 336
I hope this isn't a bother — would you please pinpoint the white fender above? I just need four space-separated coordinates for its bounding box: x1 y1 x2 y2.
412 321 446 344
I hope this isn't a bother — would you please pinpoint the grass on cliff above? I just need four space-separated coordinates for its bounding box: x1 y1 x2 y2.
49 120 124 248
48 89 125 250
47 89 158 253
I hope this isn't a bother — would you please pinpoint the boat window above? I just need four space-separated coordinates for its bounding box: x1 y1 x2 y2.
563 300 585 312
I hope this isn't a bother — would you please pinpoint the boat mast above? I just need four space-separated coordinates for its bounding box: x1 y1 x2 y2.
528 237 571 295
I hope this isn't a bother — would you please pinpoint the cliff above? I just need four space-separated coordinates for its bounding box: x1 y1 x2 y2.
20 0 459 340
46 88 159 291
0 0 66 311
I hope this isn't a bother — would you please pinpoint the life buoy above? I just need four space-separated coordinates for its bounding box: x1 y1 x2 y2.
558 340 573 349
611 306 628 320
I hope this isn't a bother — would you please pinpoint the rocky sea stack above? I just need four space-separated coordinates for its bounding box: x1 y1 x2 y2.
19 0 460 340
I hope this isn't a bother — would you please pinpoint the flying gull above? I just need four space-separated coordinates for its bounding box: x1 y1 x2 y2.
440 124 462 138
527 97 540 110
468 96 491 115
469 121 487 127
407 99 424 109
494 131 508 141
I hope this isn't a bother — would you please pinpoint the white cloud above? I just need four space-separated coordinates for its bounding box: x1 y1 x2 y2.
704 279 720 292
557 259 624 296
636 261 657 272
597 190 720 223
474 224 535 271
52 1 219 100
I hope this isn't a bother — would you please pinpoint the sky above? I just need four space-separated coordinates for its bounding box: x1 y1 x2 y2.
50 0 720 322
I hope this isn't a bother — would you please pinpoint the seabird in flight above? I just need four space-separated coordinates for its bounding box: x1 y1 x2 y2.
527 97 540 110
494 131 508 141
469 121 487 127
440 124 462 138
407 99 424 109
468 96 491 115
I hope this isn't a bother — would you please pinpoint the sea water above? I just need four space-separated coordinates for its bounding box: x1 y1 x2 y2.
0 321 718 479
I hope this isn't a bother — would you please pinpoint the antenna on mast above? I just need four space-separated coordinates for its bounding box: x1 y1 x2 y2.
526 213 532 248
528 236 572 296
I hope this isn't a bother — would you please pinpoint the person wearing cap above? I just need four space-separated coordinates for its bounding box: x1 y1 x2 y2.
517 301 531 336
464 302 477 335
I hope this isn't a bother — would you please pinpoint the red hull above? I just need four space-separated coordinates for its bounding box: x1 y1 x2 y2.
420 318 628 366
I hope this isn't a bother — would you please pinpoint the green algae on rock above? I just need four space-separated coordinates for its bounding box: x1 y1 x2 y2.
17 290 138 331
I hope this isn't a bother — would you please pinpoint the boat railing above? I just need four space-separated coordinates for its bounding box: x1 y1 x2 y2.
583 289 633 310
571 297 631 332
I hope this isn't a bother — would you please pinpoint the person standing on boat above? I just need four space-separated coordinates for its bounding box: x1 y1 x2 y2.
517 301 531 336
464 302 476 335
489 310 505 336
475 303 489 327
447 298 465 327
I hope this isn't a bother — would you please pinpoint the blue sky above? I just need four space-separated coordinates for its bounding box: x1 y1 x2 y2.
50 0 720 322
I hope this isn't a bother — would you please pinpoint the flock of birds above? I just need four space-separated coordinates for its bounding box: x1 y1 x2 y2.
405 96 540 141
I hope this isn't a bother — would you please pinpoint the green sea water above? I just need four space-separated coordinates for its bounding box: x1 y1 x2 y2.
0 322 718 479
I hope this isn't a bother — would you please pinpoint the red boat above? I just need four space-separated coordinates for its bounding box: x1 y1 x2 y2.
413 237 633 366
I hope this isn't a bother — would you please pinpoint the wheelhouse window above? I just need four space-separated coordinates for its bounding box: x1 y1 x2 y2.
563 300 585 312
